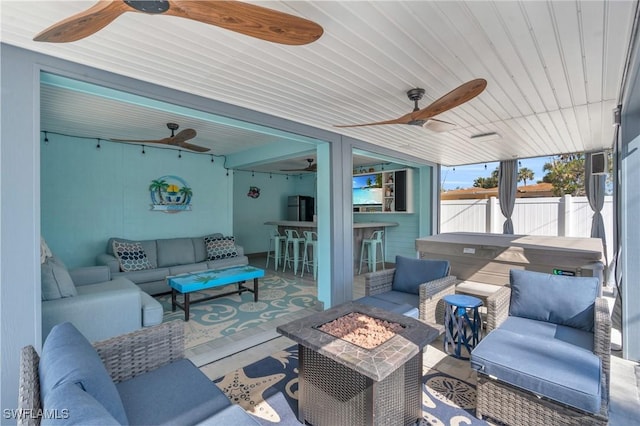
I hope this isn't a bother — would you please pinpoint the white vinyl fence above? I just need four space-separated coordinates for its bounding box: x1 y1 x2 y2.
441 195 614 262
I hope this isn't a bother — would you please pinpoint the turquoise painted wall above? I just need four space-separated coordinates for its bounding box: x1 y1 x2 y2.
40 135 232 268
232 171 315 254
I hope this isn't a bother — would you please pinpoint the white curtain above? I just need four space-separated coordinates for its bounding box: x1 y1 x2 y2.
498 160 518 234
585 152 608 264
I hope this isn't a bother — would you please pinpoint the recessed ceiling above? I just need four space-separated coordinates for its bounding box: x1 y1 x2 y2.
2 0 638 167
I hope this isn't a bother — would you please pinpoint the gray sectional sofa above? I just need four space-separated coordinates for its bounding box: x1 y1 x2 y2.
97 234 248 295
19 321 259 426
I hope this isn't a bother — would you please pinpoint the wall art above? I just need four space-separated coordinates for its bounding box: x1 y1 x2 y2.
149 175 192 213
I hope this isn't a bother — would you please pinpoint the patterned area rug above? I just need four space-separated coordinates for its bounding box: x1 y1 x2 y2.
156 273 317 349
212 346 488 425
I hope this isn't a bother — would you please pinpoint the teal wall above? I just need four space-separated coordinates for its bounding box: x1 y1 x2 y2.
232 171 315 254
40 135 232 268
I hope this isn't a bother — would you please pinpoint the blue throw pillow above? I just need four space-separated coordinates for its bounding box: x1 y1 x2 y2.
41 256 77 301
392 256 450 295
509 269 599 332
41 382 120 425
39 323 128 425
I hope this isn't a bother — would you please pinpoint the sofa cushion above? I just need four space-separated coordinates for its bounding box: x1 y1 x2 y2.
207 255 248 271
355 297 419 318
41 256 77 301
169 262 209 276
113 267 170 284
392 256 449 295
509 269 599 332
470 328 602 414
41 382 120 425
157 238 196 267
499 316 594 351
204 236 238 260
116 359 231 426
112 240 154 272
192 237 208 263
39 322 128 424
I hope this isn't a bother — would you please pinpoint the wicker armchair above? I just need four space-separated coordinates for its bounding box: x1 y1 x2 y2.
477 285 611 425
18 321 184 426
364 268 457 325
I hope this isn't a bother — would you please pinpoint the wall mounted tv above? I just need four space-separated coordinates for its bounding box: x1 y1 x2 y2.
353 173 383 205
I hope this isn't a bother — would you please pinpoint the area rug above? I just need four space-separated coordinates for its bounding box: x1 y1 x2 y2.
212 346 488 425
156 273 317 349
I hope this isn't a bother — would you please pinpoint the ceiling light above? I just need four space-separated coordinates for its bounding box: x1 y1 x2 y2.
469 132 501 142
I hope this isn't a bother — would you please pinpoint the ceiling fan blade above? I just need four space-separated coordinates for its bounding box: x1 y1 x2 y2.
412 79 487 122
334 116 410 128
33 0 130 42
167 0 323 45
167 128 197 144
176 141 211 152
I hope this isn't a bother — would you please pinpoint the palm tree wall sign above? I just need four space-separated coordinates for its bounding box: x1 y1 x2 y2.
149 175 192 213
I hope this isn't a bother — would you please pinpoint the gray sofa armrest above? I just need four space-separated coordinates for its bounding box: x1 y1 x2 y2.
485 286 511 333
419 275 457 325
69 265 111 286
235 244 245 257
364 268 395 295
96 253 120 274
93 320 184 383
42 284 142 343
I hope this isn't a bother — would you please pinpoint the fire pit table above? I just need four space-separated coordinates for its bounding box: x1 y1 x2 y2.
277 302 440 426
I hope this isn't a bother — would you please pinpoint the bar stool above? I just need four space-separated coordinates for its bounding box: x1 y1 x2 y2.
301 231 318 280
265 228 286 271
283 229 305 275
358 230 385 274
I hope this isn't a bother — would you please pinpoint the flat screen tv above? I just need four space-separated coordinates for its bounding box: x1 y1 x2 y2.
353 173 383 205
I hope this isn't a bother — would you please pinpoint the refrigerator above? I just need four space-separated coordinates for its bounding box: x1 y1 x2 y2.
287 195 315 221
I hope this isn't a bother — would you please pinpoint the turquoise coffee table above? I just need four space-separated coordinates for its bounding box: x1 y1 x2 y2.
167 266 265 321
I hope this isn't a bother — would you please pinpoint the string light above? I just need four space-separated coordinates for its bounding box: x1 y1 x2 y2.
210 155 214 163
226 169 229 176
286 175 289 180
141 145 146 154
44 131 49 145
96 138 101 149
178 150 182 159
252 170 255 177
270 172 272 179
484 164 487 170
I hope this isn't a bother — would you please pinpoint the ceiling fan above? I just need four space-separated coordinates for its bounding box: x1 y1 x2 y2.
111 122 210 152
335 79 487 131
33 0 324 45
281 158 317 172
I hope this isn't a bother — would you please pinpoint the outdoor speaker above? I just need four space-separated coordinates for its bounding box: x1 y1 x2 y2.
591 152 607 175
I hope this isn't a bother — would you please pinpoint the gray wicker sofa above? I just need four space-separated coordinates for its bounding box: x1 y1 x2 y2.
97 233 248 295
18 321 259 426
356 255 456 324
470 269 611 425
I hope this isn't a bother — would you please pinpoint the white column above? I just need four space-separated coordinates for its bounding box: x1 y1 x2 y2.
487 197 499 233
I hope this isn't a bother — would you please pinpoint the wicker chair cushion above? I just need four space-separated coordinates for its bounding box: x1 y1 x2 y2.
41 382 120 425
39 322 128 424
509 269 599 332
392 256 449 295
116 359 235 425
355 296 419 318
470 327 602 413
498 316 594 351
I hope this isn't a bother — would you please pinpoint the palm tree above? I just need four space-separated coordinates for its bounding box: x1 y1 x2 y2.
518 167 535 186
179 186 193 205
149 179 168 204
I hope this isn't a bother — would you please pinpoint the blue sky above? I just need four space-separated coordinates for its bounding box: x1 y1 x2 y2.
441 156 552 190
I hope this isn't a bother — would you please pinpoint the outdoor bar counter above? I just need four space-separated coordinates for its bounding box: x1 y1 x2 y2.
264 220 398 273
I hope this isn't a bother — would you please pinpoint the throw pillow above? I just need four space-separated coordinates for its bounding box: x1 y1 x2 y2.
204 236 238 260
39 322 128 425
41 382 120 425
112 240 153 272
41 256 77 301
392 256 450 295
40 237 53 264
509 269 599 332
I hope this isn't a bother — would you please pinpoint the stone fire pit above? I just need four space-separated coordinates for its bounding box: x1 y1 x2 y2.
277 302 440 426
317 312 405 349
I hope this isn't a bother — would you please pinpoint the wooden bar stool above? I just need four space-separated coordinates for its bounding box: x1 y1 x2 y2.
358 230 385 274
301 231 318 280
283 229 305 275
265 228 286 271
